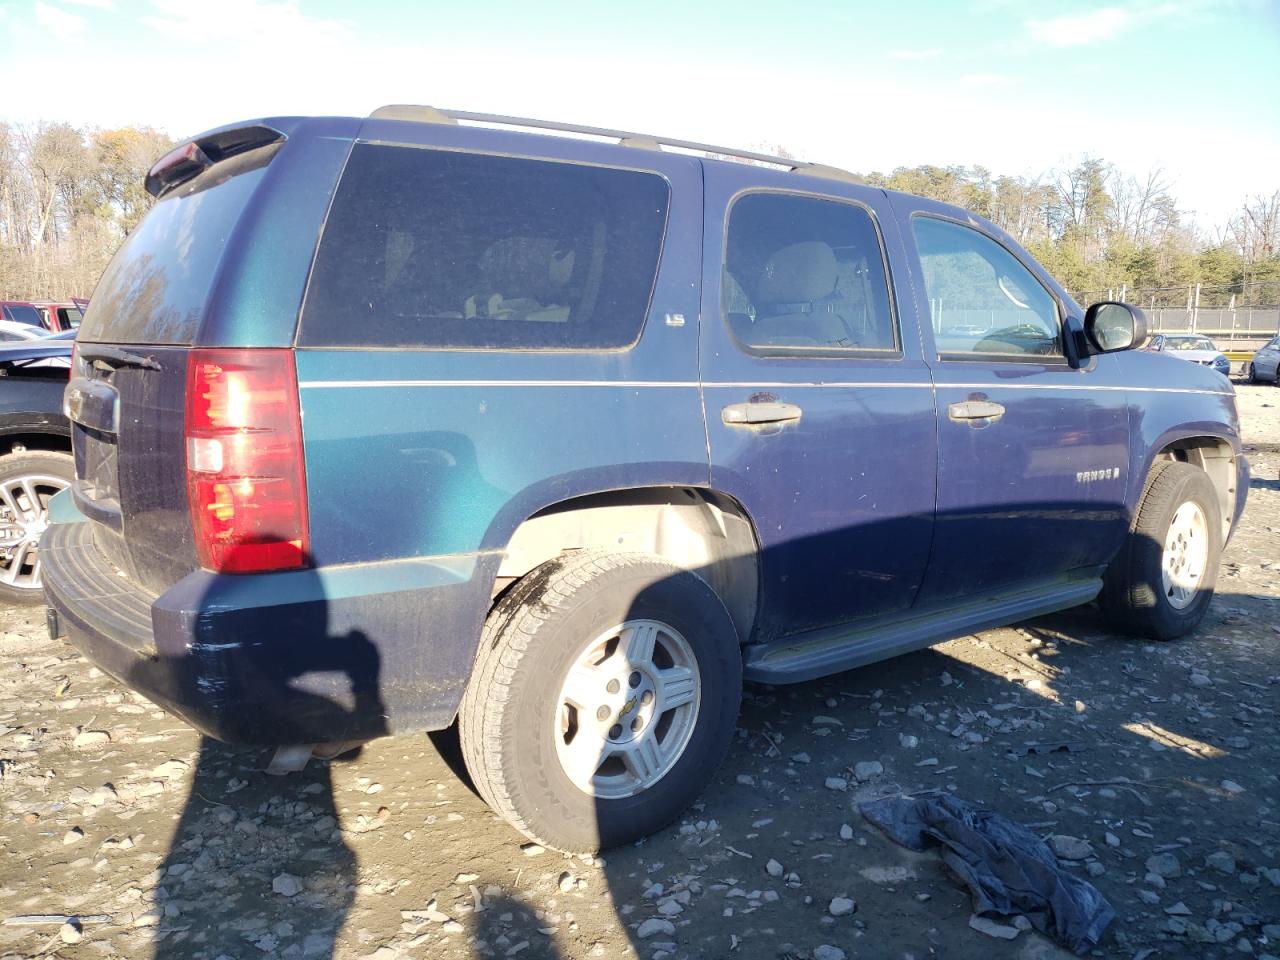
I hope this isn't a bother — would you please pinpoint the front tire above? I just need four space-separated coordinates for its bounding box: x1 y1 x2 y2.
0 449 74 603
1101 460 1222 640
459 551 742 853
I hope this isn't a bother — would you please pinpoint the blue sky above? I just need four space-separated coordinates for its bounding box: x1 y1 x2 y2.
1 0 1277 230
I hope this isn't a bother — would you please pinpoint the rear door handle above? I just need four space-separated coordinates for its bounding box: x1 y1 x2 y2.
948 400 1005 421
722 401 803 425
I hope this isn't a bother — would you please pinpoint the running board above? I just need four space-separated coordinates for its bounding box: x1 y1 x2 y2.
742 578 1103 685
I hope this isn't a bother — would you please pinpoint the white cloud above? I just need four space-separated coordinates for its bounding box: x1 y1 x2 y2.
62 0 115 9
886 48 943 61
958 72 1015 87
34 2 87 40
140 0 346 46
1026 6 1134 46
1026 1 1218 48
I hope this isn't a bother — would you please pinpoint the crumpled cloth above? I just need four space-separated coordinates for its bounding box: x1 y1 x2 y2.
860 794 1114 955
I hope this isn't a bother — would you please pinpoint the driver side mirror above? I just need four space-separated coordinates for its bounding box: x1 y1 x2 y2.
1083 301 1147 354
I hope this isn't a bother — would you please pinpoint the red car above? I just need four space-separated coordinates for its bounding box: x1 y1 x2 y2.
0 300 46 330
31 299 86 332
0 299 85 332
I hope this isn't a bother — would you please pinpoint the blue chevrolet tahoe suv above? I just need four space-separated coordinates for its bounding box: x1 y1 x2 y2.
41 106 1249 853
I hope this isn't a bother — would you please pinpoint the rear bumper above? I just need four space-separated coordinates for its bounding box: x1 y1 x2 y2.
41 516 499 744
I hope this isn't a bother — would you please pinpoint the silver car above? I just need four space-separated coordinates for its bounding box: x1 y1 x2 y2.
1145 334 1231 377
1246 335 1280 384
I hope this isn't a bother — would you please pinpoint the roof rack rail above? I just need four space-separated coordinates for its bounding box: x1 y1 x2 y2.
367 105 862 185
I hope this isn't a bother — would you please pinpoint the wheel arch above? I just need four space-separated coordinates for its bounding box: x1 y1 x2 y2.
1149 433 1238 541
0 429 72 456
495 486 761 645
0 412 71 456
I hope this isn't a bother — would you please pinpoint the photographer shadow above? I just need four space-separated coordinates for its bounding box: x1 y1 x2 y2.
128 566 387 960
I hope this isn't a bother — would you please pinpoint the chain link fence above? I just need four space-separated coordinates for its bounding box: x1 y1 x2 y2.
1074 280 1280 340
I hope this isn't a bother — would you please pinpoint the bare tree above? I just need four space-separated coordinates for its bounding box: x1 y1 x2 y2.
1109 168 1180 246
0 122 172 299
1229 191 1279 262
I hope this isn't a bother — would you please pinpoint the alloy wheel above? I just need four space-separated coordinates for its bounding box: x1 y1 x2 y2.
0 472 70 590
555 619 701 799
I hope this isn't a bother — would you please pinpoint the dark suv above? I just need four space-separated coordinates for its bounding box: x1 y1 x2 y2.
42 107 1248 853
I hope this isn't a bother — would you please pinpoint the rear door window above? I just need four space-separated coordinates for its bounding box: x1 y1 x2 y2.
722 192 897 356
299 144 670 350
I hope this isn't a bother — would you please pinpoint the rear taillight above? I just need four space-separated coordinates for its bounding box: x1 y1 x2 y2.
184 348 309 573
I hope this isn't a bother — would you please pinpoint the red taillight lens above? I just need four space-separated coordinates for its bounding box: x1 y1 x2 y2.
185 348 309 573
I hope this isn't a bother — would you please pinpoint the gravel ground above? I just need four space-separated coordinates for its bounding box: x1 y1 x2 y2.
1 385 1278 960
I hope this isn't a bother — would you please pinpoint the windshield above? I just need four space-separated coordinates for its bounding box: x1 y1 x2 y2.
1166 336 1216 351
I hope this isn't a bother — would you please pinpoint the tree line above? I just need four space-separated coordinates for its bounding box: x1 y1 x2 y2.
0 122 172 300
864 159 1279 307
1 122 1276 309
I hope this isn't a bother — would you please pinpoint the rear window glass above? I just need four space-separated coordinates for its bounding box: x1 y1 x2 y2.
299 144 670 350
77 159 270 345
3 305 42 327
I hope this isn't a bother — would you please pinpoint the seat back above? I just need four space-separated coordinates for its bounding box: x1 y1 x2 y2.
745 241 853 348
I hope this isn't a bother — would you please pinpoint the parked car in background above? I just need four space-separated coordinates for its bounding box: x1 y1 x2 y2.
1245 335 1280 384
1 301 46 329
42 108 1248 853
0 332 74 601
1144 333 1231 377
942 323 987 337
32 300 86 332
0 320 54 342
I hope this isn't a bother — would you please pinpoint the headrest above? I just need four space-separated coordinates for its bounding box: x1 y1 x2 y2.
480 237 575 299
758 241 838 303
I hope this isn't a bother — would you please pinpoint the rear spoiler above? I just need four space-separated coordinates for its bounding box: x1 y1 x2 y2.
145 124 286 198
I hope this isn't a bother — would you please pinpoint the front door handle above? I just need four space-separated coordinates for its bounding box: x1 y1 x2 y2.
948 400 1005 421
722 401 803 425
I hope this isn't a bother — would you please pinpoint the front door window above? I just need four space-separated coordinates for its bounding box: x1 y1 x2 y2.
913 216 1061 360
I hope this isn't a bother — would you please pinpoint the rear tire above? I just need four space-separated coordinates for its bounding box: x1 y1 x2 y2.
1100 460 1222 640
459 551 742 853
0 449 74 604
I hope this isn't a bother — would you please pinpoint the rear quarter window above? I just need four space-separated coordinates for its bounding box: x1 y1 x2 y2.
299 144 670 350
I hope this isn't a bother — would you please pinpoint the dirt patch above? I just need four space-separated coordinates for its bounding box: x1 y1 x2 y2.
2 385 1278 960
